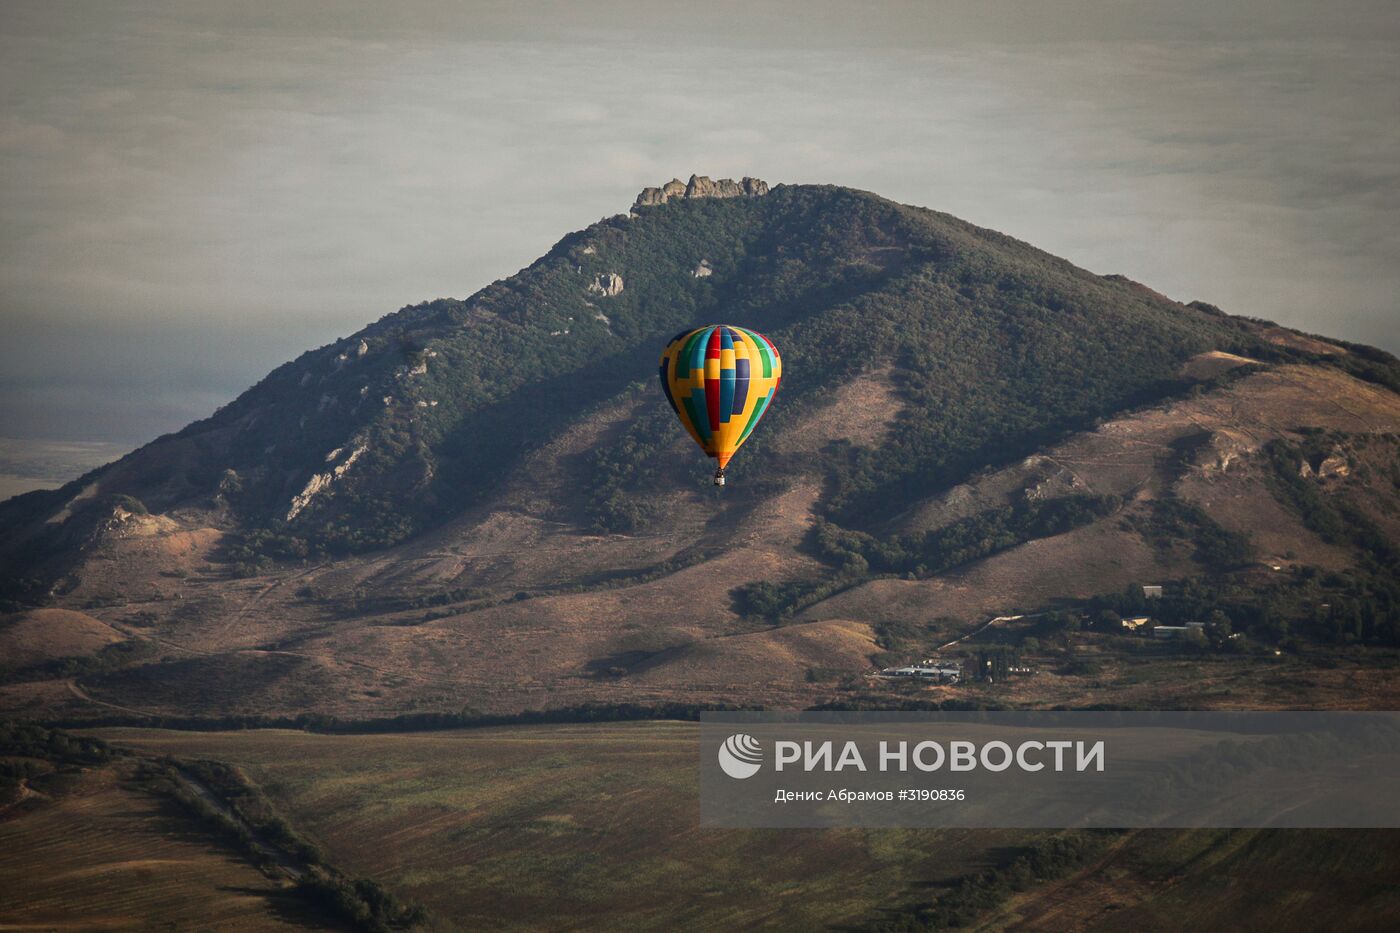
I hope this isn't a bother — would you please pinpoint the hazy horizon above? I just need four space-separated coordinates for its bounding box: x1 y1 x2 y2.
2 1 1398 495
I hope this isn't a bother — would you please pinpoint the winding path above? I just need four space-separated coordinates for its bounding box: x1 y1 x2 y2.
936 613 1030 651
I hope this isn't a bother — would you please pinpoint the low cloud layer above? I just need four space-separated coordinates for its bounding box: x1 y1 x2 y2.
2 1 1397 449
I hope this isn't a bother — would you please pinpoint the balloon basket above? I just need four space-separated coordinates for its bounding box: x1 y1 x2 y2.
713 468 727 487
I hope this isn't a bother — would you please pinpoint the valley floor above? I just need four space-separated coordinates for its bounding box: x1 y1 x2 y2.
0 758 336 931
91 722 1026 931
24 722 1388 930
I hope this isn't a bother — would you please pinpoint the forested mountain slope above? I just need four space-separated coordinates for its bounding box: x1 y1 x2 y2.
2 177 1398 719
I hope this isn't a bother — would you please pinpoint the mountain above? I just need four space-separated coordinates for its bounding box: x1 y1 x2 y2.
2 176 1399 720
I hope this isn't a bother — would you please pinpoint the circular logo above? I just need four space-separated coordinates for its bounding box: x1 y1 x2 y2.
718 733 763 779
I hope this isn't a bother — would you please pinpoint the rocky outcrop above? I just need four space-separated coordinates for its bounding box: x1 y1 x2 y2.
1300 449 1350 479
588 272 624 297
634 174 769 209
92 503 177 542
1197 429 1252 474
692 259 713 278
286 444 367 521
1318 453 1350 478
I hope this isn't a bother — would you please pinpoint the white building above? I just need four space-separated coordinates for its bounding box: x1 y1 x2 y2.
879 662 961 684
1152 622 1205 640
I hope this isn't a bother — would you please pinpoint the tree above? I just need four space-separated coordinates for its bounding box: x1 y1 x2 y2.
1204 609 1234 649
1094 609 1122 632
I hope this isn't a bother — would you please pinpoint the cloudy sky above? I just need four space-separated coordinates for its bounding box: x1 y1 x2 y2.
1 1 1397 488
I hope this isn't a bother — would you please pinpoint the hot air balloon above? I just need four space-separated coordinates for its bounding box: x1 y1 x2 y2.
658 324 782 485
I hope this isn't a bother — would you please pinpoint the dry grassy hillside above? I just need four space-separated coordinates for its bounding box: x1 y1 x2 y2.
0 608 124 670
1 343 1397 720
812 358 1400 626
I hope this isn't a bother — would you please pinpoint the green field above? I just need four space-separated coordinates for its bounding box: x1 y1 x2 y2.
0 761 335 931
97 722 1035 931
975 828 1400 931
81 723 1400 931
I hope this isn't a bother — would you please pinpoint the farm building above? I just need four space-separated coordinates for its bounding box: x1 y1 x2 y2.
1152 622 1205 640
1121 616 1152 631
879 661 961 684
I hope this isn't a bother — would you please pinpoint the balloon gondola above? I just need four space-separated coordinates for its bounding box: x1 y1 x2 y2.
658 325 782 485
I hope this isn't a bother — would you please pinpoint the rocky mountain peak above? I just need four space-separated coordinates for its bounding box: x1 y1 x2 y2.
633 174 769 208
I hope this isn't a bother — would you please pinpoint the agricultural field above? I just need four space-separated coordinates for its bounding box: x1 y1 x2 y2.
80 723 1400 931
0 759 336 931
96 722 1036 931
974 828 1400 931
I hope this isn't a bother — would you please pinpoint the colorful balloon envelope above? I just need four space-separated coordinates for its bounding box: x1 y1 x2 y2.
658 324 782 485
